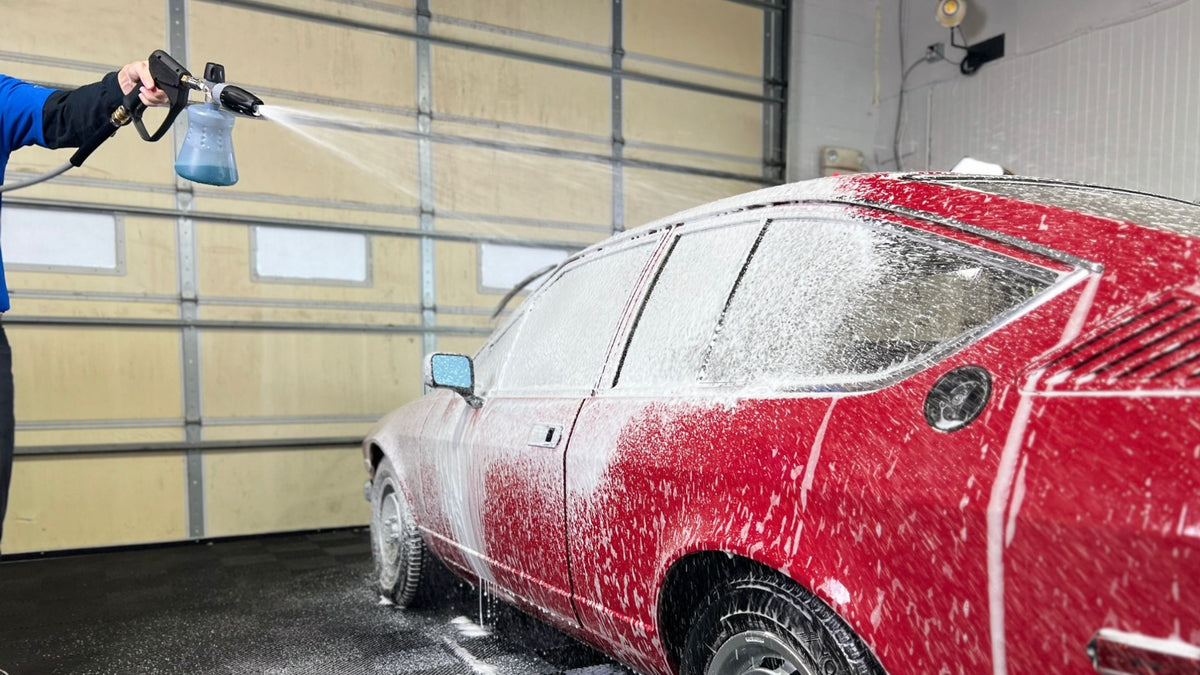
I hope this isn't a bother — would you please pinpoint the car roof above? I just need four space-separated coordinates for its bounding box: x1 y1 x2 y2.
571 173 1198 273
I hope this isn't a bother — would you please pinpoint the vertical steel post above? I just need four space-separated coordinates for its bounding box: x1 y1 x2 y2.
762 1 789 182
417 0 437 361
611 0 625 233
168 0 205 539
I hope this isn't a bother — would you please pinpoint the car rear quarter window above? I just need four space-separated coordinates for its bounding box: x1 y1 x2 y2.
701 217 1056 389
497 241 655 393
617 220 762 388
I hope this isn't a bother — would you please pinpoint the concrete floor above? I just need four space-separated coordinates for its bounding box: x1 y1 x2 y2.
0 529 629 674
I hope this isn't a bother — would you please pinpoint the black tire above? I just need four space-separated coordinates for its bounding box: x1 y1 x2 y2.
681 572 880 675
369 456 430 607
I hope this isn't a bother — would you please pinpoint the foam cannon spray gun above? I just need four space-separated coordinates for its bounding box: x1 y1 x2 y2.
0 50 263 193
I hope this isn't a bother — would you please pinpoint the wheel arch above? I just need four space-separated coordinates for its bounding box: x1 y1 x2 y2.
364 435 424 531
656 546 884 674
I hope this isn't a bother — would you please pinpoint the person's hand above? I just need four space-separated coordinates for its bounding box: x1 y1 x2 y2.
117 61 170 107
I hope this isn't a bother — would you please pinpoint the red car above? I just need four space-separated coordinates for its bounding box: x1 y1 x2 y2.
363 173 1200 675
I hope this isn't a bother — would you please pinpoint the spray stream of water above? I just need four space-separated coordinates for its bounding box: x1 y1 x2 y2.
252 103 734 240
254 104 422 205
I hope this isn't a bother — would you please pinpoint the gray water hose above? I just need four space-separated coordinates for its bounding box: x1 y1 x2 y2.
0 162 74 194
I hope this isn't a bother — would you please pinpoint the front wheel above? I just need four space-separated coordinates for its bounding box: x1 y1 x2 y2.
681 572 880 675
369 456 429 607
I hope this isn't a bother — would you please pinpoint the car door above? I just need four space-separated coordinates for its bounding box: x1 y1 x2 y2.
417 317 524 581
429 233 664 626
563 213 792 668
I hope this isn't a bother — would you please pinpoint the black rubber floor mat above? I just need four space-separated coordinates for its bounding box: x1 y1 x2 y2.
0 529 629 675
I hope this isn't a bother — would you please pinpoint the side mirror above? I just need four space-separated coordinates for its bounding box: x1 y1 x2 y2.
424 353 482 409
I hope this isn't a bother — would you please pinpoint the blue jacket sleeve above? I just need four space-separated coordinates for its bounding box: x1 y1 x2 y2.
0 74 54 154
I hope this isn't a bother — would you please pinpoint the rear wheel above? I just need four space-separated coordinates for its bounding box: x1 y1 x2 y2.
681 572 879 675
369 456 429 607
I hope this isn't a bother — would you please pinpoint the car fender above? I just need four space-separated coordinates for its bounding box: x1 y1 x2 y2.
364 395 442 528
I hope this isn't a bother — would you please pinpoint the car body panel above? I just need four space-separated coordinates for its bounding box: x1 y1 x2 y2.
363 173 1200 674
462 394 582 624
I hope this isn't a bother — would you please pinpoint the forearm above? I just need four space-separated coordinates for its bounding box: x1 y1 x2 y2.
40 72 124 150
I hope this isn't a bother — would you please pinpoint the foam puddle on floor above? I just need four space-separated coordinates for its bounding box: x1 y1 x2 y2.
443 636 499 674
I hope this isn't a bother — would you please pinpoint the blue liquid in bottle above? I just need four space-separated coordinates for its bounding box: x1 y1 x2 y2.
175 103 239 186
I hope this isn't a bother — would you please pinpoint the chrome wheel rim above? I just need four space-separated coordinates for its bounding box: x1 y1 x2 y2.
706 630 816 675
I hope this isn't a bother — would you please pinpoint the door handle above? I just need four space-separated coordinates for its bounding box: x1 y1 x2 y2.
528 424 563 448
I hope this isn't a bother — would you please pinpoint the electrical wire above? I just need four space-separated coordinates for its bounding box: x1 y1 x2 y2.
892 59 924 171
0 162 73 194
892 0 934 171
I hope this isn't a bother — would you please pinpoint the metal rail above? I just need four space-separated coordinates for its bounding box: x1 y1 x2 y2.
1 315 493 336
14 436 363 457
2 196 593 249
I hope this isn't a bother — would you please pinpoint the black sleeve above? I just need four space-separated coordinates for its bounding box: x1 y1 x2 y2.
40 71 124 150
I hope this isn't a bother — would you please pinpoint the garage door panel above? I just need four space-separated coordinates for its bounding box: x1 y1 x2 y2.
204 447 370 537
191 195 419 231
0 0 164 71
434 48 610 137
7 215 178 297
6 299 179 322
199 331 422 419
624 146 764 178
625 82 762 160
432 118 609 157
436 240 559 313
9 182 178 212
431 0 610 48
198 305 422 328
4 122 176 188
435 335 489 359
4 454 187 554
196 223 421 305
9 327 183 422
202 421 374 442
625 0 763 77
434 144 612 226
191 3 416 109
435 217 603 246
430 23 611 69
623 55 764 97
233 0 415 26
15 427 184 448
623 167 762 229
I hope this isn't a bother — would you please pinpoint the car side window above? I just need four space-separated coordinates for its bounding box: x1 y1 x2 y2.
473 314 524 396
496 241 655 394
616 220 763 389
701 217 1056 387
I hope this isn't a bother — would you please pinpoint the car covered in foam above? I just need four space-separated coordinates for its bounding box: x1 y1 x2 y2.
363 173 1200 675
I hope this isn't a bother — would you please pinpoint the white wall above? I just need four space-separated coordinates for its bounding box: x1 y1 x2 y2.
789 0 1200 202
787 0 883 178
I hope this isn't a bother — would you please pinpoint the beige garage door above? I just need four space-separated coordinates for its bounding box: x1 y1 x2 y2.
0 0 787 554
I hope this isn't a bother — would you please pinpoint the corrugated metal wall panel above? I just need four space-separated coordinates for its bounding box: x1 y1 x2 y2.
927 0 1199 200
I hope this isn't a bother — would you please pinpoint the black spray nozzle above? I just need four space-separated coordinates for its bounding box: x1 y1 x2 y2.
203 62 226 84
213 83 263 117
